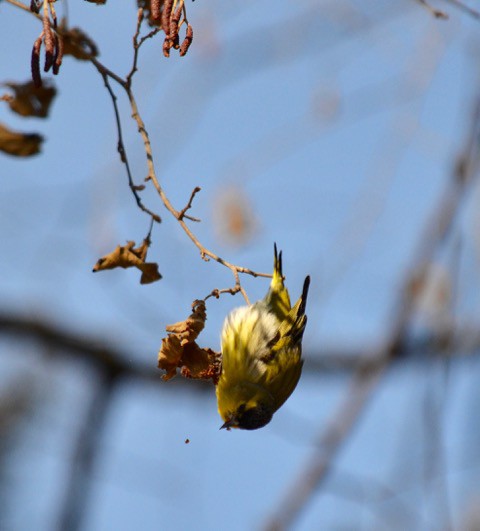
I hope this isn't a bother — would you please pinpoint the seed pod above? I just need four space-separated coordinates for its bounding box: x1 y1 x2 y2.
31 35 43 88
179 24 193 57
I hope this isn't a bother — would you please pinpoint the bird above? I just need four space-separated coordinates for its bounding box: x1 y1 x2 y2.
216 244 310 430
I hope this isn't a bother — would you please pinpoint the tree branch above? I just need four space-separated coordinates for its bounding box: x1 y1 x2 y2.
415 0 449 19
5 0 271 305
55 373 116 531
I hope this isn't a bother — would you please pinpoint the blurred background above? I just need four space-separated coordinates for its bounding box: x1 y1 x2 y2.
2 0 480 529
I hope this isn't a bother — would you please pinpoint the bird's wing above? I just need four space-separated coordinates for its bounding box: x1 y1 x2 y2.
261 276 310 409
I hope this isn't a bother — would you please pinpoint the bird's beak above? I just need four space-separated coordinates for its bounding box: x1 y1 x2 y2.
220 418 236 430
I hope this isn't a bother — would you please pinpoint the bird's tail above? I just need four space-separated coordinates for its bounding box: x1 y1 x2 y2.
276 274 310 345
271 243 284 291
265 243 291 319
298 275 310 318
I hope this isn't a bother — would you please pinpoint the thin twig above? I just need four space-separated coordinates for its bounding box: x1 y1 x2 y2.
90 57 126 87
100 72 161 224
5 0 272 304
126 8 161 87
443 0 480 19
178 186 201 221
204 284 251 305
146 215 155 240
126 7 144 86
415 0 449 19
88 8 269 300
5 0 32 14
125 86 271 292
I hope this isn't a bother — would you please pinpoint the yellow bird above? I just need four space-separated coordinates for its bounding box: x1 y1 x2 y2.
216 244 310 430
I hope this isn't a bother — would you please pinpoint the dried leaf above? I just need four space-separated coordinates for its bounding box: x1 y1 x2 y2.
158 334 182 381
4 80 56 118
62 26 99 60
165 299 206 345
0 123 43 157
92 239 162 284
180 345 220 381
158 300 221 383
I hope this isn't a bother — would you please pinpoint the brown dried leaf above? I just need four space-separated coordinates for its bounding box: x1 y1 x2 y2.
165 300 206 345
92 239 162 284
62 26 99 60
180 345 220 382
158 301 221 383
139 262 162 285
5 80 56 118
0 123 43 157
158 334 182 381
133 239 149 262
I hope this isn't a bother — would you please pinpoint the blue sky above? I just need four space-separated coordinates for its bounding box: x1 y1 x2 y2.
1 0 480 529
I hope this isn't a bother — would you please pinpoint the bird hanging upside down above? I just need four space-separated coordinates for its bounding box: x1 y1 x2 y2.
216 244 310 430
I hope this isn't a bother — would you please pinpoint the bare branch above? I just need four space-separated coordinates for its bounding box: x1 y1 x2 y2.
204 282 251 305
415 0 449 19
443 0 480 19
5 0 271 303
178 186 201 222
124 85 271 286
100 71 162 224
126 8 161 86
56 374 116 531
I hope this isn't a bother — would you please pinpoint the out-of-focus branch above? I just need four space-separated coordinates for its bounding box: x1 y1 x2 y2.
415 0 480 20
55 373 116 531
0 312 157 382
100 71 162 223
415 0 449 19
2 312 480 382
444 0 480 20
264 97 480 531
0 377 33 436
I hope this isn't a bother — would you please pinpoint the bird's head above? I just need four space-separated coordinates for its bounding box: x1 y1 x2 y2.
217 382 275 430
